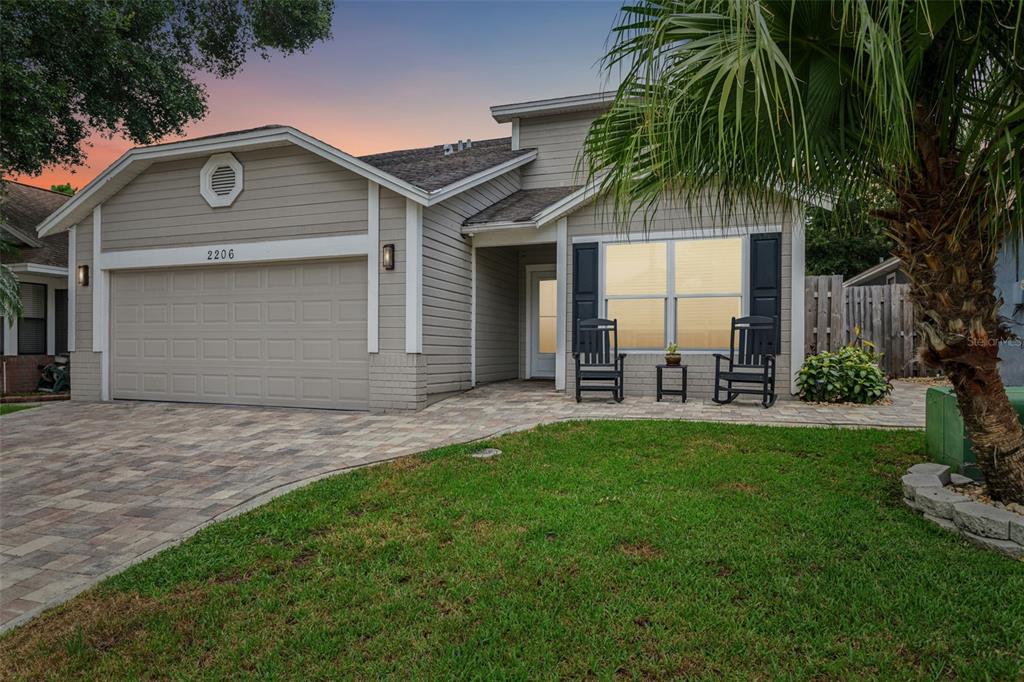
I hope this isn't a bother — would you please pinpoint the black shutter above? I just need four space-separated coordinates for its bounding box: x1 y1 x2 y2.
572 242 599 351
749 233 782 351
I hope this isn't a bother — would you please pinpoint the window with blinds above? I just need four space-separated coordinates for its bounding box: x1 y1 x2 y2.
602 237 744 351
18 283 46 355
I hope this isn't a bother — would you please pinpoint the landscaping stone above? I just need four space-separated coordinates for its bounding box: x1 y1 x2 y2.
914 488 969 520
908 463 951 485
901 473 945 500
1011 517 1024 546
470 448 502 459
923 514 957 532
961 532 1024 560
952 501 1016 540
903 462 1024 559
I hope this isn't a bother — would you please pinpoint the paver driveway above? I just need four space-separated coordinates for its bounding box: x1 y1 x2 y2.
0 380 927 630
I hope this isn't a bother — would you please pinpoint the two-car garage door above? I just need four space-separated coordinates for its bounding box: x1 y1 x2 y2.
111 258 368 410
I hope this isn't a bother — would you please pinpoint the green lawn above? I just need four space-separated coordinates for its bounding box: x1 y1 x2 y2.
0 403 38 416
2 421 1022 679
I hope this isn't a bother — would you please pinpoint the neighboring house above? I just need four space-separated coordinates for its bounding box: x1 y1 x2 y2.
1 181 71 394
846 243 1024 385
843 257 910 287
33 92 810 412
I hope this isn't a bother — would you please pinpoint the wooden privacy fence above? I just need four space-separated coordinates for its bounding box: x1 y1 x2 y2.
805 275 922 378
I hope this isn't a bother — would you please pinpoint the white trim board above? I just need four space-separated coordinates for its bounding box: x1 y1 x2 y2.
572 223 783 244
555 218 568 391
99 234 370 270
367 181 380 354
790 211 807 393
405 199 423 353
470 245 477 387
470 222 559 249
6 263 68 277
67 226 76 352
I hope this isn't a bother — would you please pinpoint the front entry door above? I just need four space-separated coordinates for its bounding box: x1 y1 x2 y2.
530 269 557 378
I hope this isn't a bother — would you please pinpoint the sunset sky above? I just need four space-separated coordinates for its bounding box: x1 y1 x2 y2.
16 1 622 191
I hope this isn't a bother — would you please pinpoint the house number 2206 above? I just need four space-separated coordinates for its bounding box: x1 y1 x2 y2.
207 249 235 261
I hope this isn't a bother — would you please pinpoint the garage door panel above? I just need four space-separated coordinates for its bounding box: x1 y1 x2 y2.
112 258 368 410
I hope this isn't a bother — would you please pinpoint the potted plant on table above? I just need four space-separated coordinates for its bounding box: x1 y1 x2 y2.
665 343 681 366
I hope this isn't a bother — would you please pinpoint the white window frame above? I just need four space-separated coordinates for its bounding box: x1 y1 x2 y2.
600 236 750 354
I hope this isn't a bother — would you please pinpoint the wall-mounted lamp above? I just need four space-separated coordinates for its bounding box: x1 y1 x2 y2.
382 243 395 271
76 264 90 287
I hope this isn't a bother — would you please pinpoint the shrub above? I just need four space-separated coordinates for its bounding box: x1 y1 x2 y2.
797 345 892 404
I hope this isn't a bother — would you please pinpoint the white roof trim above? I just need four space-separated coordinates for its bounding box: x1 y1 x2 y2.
36 126 533 237
533 182 602 226
491 92 616 123
8 263 68 276
844 257 902 287
462 220 538 235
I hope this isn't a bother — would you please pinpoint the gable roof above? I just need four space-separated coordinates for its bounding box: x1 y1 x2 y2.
360 138 532 192
463 187 579 227
2 180 71 246
844 257 903 287
491 92 616 123
1 180 70 268
35 126 537 237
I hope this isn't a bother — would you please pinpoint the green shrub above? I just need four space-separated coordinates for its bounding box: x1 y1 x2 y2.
797 345 892 404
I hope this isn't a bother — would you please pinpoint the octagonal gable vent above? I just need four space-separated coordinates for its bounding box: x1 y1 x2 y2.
200 153 243 207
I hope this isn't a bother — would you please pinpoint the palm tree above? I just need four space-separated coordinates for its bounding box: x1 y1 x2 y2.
584 0 1024 502
0 232 24 321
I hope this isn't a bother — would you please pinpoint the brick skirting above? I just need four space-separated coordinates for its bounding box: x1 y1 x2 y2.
1 355 54 395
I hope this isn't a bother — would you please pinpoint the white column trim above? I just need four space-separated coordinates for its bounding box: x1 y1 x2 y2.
405 198 423 353
2 315 16 355
790 210 807 393
470 245 477 387
91 206 111 399
555 217 567 391
511 118 520 151
67 225 76 352
46 284 56 355
367 180 380 353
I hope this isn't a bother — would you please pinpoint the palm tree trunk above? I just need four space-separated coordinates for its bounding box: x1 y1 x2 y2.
891 201 1024 503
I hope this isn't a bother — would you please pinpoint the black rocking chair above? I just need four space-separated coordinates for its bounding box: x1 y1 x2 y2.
573 318 626 403
712 315 778 408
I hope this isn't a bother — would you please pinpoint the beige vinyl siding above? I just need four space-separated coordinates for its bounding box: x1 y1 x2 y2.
101 146 368 251
71 223 101 400
564 195 795 399
518 112 596 189
377 189 407 354
422 172 520 395
474 246 519 384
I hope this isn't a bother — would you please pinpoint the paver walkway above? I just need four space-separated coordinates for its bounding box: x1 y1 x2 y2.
0 380 927 630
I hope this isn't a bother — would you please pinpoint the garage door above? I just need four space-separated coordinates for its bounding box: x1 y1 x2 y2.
111 259 368 410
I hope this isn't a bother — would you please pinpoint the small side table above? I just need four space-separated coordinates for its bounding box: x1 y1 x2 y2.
656 364 687 403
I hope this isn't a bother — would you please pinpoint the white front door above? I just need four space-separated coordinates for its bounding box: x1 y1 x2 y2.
530 269 557 378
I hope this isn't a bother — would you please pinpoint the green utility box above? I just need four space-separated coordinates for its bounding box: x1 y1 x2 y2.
926 386 1024 480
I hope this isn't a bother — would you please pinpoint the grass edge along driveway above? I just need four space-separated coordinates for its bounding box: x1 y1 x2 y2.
2 420 1022 679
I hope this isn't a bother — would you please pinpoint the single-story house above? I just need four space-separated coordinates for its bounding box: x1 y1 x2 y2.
33 92 810 411
1 181 71 393
846 245 1024 385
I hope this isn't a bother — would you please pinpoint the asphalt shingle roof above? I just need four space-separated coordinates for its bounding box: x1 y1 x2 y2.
1 181 71 267
359 138 533 192
463 187 579 226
